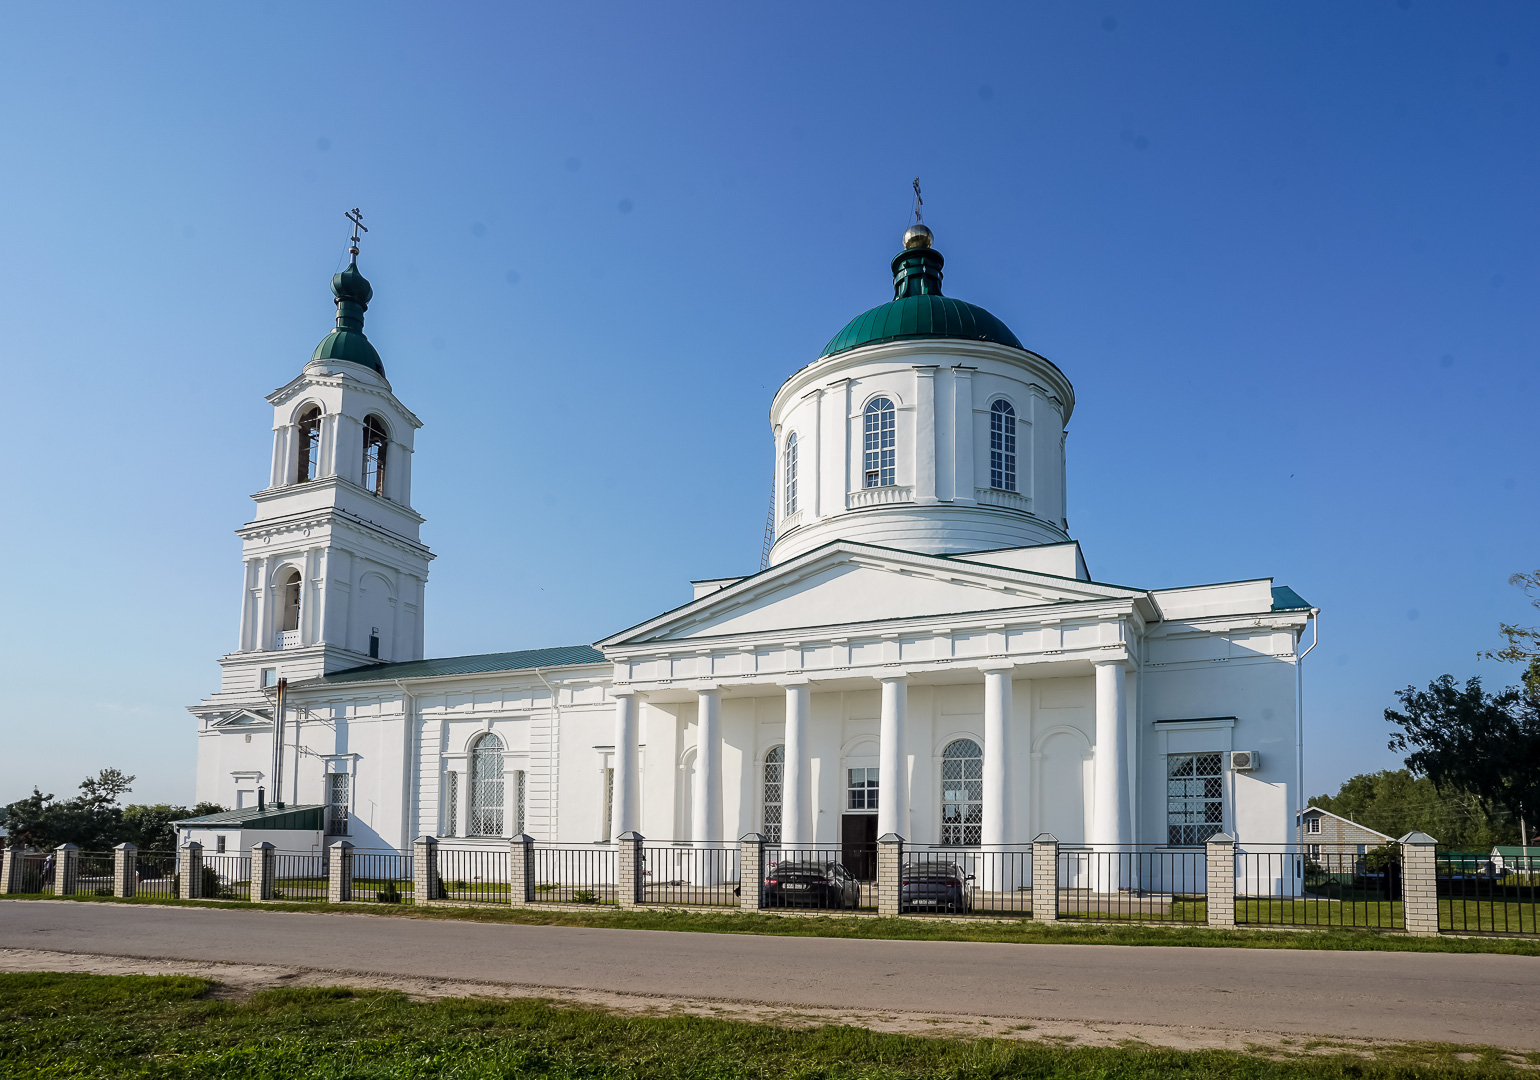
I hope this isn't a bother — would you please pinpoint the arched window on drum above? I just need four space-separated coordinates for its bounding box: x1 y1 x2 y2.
989 399 1016 492
940 739 983 846
468 733 505 836
863 397 896 487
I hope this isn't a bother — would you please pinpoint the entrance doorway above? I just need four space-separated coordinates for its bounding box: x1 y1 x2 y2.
841 814 877 880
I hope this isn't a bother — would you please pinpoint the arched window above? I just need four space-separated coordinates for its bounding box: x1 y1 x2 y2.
863 397 896 487
296 406 322 484
762 745 784 845
362 415 388 497
783 433 799 516
468 733 505 836
278 569 302 633
990 399 1016 492
940 738 983 846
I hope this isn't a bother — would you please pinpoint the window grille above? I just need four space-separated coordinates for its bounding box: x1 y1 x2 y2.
1307 816 1321 835
940 739 983 846
279 570 302 633
784 433 799 516
1308 843 1321 859
514 770 526 836
296 407 322 484
362 415 388 496
1167 752 1224 844
862 398 896 487
762 746 784 845
847 767 879 811
989 399 1016 491
602 766 614 842
444 771 458 836
468 734 505 836
327 772 350 836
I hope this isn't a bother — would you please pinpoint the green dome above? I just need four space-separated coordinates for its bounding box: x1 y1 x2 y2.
312 257 384 373
819 232 1023 359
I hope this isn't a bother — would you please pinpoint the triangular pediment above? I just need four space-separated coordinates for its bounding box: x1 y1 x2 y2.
601 541 1145 648
210 708 274 728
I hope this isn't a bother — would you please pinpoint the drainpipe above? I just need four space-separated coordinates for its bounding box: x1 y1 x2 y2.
393 679 418 851
1296 610 1320 848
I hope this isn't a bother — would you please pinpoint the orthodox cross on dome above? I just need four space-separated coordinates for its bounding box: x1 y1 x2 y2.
345 207 368 261
911 177 924 225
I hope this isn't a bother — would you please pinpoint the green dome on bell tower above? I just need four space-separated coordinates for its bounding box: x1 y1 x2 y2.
312 226 384 374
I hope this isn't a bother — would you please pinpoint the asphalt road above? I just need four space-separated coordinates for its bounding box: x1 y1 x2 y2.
2 901 1536 1048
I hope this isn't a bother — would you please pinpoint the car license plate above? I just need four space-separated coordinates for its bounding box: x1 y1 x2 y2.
912 899 937 905
783 883 809 890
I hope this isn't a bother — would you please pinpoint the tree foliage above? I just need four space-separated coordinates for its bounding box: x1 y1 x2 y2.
1482 570 1540 697
1386 675 1540 832
0 770 223 852
1309 769 1517 847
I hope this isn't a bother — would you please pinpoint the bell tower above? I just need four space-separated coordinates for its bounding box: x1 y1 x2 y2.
216 218 434 695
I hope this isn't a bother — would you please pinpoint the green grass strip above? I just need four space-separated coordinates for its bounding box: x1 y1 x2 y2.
1 972 1534 1078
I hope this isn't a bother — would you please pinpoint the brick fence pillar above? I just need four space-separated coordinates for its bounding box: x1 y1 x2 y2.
1205 833 1236 927
1031 833 1059 922
877 833 903 916
328 840 354 903
413 836 439 903
0 845 22 894
113 843 137 899
509 834 534 906
1398 831 1440 937
250 842 275 901
738 833 765 910
617 831 644 909
178 842 203 900
54 844 79 896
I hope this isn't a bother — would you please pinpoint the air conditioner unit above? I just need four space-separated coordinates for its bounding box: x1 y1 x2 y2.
1230 750 1260 772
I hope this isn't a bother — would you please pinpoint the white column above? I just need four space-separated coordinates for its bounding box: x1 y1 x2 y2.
1092 660 1131 846
952 367 976 502
808 389 823 519
878 676 908 838
782 683 810 848
612 692 640 838
981 665 1013 847
914 366 938 504
692 688 722 844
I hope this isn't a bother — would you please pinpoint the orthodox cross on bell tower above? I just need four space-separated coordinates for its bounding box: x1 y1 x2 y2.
911 177 924 225
345 207 368 261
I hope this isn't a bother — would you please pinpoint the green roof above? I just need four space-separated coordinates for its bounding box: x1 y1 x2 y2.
312 256 384 374
175 804 325 831
311 644 606 686
1271 586 1312 612
819 232 1024 359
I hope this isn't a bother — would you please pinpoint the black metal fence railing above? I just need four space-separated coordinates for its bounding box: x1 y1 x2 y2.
201 854 252 900
353 851 415 905
760 846 873 911
273 853 328 902
1438 847 1539 935
76 852 116 897
16 854 50 893
1057 847 1207 923
529 845 616 905
900 846 1032 917
134 852 178 899
437 847 510 904
1234 844 1402 929
640 843 739 907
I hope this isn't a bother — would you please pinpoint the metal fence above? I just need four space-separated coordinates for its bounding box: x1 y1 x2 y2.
202 854 252 900
1438 847 1539 935
273 852 328 902
760 845 874 911
353 851 415 905
134 852 178 899
902 845 1032 917
1057 847 1207 923
640 843 739 907
437 846 510 904
76 852 116 897
530 845 616 905
1235 844 1403 929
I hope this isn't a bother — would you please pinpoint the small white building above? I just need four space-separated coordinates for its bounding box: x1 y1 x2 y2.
189 221 1317 865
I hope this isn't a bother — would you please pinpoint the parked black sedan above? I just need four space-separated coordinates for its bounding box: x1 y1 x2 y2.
762 860 863 909
899 860 974 913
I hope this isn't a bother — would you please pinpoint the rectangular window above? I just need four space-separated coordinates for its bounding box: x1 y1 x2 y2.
1307 816 1321 834
216 835 226 854
1307 844 1321 859
260 668 278 688
445 772 458 837
847 767 879 811
327 772 350 836
1167 752 1223 845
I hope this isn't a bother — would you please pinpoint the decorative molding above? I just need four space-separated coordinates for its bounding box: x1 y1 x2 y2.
848 485 913 509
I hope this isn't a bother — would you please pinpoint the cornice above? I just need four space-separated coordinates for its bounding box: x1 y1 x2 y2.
249 476 426 526
267 364 423 429
237 505 434 562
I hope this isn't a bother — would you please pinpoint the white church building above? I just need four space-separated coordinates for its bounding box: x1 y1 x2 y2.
188 221 1317 867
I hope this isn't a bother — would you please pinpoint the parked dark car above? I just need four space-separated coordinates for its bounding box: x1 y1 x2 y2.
899 859 974 913
763 860 863 909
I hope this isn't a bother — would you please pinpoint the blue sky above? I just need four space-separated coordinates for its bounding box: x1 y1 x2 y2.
1 2 1534 807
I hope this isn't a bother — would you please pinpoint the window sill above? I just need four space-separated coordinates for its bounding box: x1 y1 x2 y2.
848 485 913 509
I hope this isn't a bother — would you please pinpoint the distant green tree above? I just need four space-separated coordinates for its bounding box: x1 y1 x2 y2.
1 771 223 852
1309 769 1517 848
1483 571 1540 698
120 802 223 853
